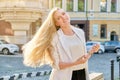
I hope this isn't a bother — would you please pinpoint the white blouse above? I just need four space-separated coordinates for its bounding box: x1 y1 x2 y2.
62 33 86 70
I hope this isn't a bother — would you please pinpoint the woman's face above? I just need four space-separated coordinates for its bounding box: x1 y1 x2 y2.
53 9 70 28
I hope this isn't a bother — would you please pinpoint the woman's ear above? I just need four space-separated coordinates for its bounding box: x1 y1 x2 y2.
56 23 60 27
55 22 60 27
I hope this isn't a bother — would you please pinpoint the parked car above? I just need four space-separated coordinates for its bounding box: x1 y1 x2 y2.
0 40 19 55
86 41 105 54
103 41 120 53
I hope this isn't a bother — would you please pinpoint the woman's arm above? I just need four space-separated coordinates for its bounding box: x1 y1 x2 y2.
59 54 91 69
59 44 100 70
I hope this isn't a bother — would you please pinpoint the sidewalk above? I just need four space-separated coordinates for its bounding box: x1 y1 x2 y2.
0 70 51 80
0 70 104 80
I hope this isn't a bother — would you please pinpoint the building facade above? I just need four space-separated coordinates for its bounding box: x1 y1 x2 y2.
49 0 120 42
0 0 49 45
0 0 120 46
87 0 120 42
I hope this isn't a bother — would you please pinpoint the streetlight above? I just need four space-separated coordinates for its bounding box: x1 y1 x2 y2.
85 0 88 40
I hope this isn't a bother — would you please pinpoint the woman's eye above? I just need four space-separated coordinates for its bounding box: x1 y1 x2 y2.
62 12 65 15
57 17 60 20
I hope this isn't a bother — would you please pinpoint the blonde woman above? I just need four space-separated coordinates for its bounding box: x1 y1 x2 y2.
23 7 100 80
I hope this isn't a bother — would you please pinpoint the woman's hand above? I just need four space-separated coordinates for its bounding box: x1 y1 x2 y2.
74 54 91 65
88 44 100 55
58 54 91 69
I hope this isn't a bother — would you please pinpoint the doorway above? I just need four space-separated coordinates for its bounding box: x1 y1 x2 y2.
110 31 118 41
77 24 85 31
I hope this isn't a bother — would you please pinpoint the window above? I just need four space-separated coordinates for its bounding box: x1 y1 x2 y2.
78 0 85 12
100 0 107 12
100 24 107 38
66 0 73 11
111 0 116 12
55 0 62 8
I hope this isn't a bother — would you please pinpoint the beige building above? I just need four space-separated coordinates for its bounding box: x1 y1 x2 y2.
88 0 120 42
0 0 120 47
49 0 120 42
0 0 49 45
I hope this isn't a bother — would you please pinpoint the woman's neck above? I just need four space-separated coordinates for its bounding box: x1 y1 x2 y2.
61 25 74 36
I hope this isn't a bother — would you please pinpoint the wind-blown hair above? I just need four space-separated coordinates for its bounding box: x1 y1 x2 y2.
23 7 60 67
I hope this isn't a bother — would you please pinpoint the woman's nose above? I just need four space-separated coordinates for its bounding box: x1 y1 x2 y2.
61 16 66 21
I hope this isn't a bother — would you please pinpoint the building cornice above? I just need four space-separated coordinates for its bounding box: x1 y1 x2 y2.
0 7 47 22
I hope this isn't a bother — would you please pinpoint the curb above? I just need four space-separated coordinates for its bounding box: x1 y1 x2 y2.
0 70 51 80
89 72 104 80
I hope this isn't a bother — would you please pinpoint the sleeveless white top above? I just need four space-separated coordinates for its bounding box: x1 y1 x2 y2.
63 33 86 70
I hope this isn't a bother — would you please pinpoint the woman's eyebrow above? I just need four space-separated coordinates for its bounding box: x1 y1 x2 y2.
55 13 61 18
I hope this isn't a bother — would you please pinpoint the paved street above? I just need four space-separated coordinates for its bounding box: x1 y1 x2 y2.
0 53 119 80
17 75 50 80
89 53 119 80
0 54 51 77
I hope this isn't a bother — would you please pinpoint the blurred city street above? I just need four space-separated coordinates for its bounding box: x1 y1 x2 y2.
0 0 120 80
0 53 119 80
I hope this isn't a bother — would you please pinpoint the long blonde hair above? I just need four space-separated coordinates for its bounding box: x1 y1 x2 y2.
23 7 59 67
